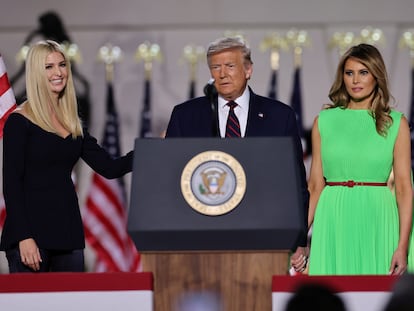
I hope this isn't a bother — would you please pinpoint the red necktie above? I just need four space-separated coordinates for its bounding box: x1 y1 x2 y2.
225 101 241 138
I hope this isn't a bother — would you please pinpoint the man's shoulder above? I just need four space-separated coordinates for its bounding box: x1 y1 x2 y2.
251 92 293 112
173 96 210 111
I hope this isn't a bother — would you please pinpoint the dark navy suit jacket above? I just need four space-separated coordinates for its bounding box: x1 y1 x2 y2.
165 88 309 247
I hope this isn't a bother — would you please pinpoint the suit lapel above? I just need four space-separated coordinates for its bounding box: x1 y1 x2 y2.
245 91 264 137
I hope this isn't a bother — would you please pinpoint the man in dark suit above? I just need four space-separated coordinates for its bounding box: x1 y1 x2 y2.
165 37 309 273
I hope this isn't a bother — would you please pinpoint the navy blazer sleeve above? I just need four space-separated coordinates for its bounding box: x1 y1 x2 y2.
81 130 133 179
2 114 32 244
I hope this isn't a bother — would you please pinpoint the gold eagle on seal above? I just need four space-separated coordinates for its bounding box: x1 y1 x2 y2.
201 169 227 195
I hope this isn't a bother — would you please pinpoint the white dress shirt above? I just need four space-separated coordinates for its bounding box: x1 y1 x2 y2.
218 86 250 138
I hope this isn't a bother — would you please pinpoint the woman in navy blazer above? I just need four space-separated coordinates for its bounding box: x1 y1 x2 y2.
1 40 133 273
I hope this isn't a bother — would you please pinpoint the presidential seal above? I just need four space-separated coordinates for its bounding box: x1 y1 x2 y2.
181 150 246 216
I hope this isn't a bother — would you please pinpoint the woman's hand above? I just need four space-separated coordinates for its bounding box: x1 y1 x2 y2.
290 246 309 274
389 248 407 275
19 238 42 271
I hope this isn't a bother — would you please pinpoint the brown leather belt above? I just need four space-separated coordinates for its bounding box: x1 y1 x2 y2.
326 180 387 188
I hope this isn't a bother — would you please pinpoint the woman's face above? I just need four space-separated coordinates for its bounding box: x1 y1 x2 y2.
343 57 377 108
45 51 68 98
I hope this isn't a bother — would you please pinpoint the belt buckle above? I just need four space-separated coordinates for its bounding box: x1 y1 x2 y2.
346 180 355 187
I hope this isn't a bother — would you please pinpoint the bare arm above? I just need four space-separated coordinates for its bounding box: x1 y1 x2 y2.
390 116 413 275
307 117 326 228
290 117 325 273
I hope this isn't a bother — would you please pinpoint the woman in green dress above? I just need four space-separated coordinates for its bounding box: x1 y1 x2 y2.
304 44 413 275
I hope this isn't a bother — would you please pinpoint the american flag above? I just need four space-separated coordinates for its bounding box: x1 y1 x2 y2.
139 78 152 137
290 67 304 138
290 66 313 161
268 69 278 100
189 79 196 99
0 54 17 229
83 82 141 272
0 54 17 138
0 195 5 229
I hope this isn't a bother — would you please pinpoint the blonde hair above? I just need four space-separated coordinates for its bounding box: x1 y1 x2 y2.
328 43 392 136
23 40 83 138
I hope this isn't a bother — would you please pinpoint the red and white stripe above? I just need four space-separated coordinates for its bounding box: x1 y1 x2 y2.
0 54 17 138
83 174 141 272
273 275 397 311
0 195 5 228
0 272 153 311
0 54 17 229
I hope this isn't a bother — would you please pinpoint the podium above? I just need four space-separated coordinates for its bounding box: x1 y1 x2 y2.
128 137 305 310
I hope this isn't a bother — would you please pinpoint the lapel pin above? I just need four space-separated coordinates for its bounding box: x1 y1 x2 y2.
258 113 264 118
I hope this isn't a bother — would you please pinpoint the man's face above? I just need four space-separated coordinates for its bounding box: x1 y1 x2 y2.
208 49 252 101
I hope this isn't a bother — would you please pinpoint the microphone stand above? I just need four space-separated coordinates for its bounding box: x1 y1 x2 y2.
203 79 219 137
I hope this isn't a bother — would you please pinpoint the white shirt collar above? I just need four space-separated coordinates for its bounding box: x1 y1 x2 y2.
218 86 250 109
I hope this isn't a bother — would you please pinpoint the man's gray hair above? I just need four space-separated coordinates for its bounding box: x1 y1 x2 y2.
207 37 253 65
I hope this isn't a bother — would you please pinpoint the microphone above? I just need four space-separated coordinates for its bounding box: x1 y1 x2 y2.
203 78 218 137
203 78 215 96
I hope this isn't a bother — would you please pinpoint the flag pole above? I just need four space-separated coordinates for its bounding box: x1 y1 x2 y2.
286 29 310 69
286 29 310 136
135 41 162 138
97 44 122 83
97 43 124 191
260 32 288 100
181 44 205 99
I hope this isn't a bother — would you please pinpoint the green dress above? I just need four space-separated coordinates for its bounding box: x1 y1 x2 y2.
308 107 414 275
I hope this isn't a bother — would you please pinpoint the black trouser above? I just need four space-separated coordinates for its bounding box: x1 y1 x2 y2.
5 247 84 273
